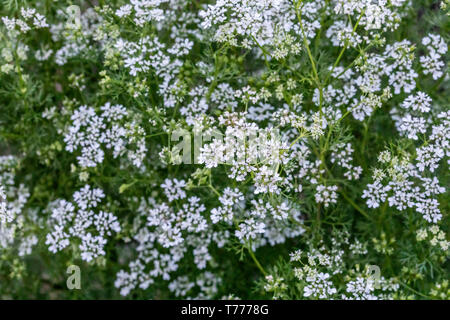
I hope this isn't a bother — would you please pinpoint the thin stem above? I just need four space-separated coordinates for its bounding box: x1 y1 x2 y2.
340 190 370 219
333 45 370 79
251 35 270 69
398 281 432 299
295 1 323 114
208 184 220 197
145 132 167 138
247 246 267 276
208 173 221 197
325 9 365 85
289 131 306 149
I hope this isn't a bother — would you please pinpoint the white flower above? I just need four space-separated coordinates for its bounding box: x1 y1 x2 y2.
315 185 338 208
398 114 427 140
161 178 187 202
401 92 432 113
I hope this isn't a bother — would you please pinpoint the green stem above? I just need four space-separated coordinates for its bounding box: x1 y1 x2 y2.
325 9 365 85
247 246 267 276
340 190 370 219
251 35 270 69
295 1 323 114
398 281 432 299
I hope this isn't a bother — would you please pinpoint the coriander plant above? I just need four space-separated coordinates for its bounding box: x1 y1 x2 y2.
0 0 448 300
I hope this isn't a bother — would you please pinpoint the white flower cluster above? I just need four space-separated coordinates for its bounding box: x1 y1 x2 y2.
283 232 399 300
416 225 450 251
0 156 34 255
330 143 362 180
115 0 168 25
50 8 102 66
198 112 289 195
200 0 301 48
420 34 448 80
334 0 406 32
391 91 432 140
64 103 147 168
326 21 363 48
317 40 417 122
0 157 30 224
314 185 338 208
211 187 244 224
169 272 222 299
0 8 50 73
0 185 9 223
362 147 447 223
115 175 306 296
216 194 305 248
113 32 193 105
161 178 187 202
364 85 448 223
45 185 121 262
115 178 228 296
1 7 48 33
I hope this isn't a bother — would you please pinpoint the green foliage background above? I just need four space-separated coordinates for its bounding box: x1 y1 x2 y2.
0 0 448 299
